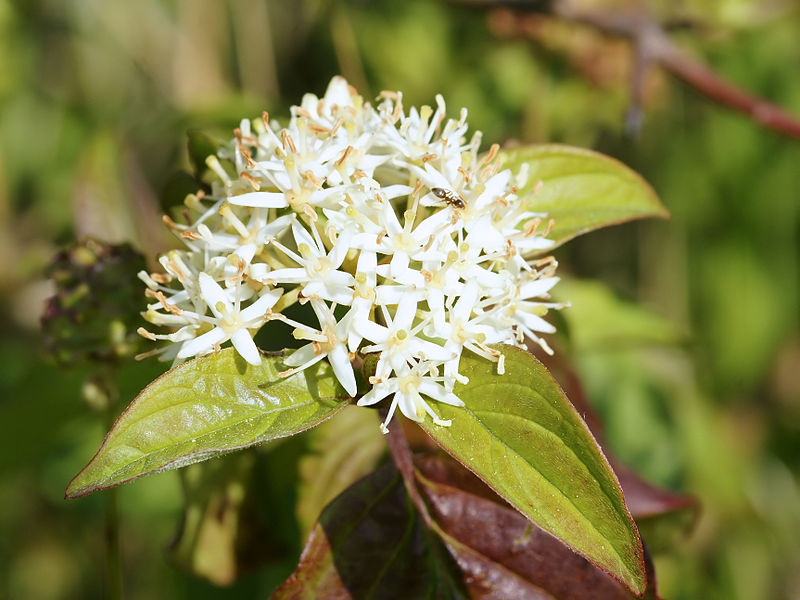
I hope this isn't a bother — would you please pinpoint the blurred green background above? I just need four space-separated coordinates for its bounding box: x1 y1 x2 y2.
1 0 799 598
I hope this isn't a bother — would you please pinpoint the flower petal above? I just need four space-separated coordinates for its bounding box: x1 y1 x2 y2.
516 309 556 334
519 277 559 299
291 222 318 252
240 288 283 323
231 329 261 365
228 191 288 208
329 343 357 396
418 380 464 407
357 381 396 407
177 327 227 359
284 343 318 367
198 273 231 317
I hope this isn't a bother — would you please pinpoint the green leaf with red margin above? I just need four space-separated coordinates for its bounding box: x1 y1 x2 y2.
417 346 647 596
499 144 668 252
66 348 350 499
533 344 699 556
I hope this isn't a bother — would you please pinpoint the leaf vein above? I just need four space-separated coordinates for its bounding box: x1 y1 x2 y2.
97 397 339 478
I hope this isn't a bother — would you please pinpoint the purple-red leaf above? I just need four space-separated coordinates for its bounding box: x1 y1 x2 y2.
273 464 468 599
417 455 660 599
276 453 663 599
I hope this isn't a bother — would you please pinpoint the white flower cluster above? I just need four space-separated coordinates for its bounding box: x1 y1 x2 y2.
138 76 563 433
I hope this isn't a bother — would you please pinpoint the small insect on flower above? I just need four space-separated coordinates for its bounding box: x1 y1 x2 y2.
431 187 465 210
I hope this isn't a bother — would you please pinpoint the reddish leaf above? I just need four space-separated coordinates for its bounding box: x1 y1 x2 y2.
417 455 659 600
273 464 468 599
431 533 557 600
272 524 349 599
614 463 697 521
276 451 662 599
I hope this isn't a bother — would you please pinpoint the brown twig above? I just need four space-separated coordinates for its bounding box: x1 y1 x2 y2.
554 1 800 139
660 45 800 139
453 0 800 140
381 406 435 527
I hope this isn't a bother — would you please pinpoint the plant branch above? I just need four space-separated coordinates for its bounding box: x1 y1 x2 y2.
105 487 123 600
453 0 800 140
82 371 124 599
101 379 123 600
554 1 800 139
381 408 435 527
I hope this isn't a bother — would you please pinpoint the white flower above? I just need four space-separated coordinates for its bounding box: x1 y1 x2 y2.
358 362 464 434
493 273 562 354
435 280 506 389
268 221 355 305
369 199 453 280
357 294 452 381
345 249 378 352
141 76 566 431
282 298 357 396
176 273 282 366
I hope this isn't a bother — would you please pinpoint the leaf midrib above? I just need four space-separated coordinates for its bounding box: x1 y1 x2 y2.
111 377 334 439
87 395 337 480
448 404 632 579
460 377 621 507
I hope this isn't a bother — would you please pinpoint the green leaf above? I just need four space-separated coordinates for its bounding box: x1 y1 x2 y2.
499 144 668 251
66 349 349 499
417 346 646 595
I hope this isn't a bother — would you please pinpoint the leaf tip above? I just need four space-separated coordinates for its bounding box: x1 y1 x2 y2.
64 480 85 500
64 467 94 500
